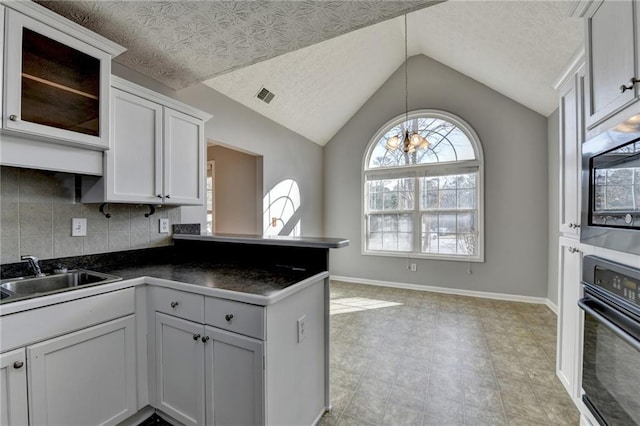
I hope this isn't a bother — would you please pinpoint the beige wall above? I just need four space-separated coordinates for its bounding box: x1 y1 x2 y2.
207 146 260 234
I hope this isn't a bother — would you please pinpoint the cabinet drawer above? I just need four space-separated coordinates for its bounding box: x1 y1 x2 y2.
205 298 265 340
151 287 204 323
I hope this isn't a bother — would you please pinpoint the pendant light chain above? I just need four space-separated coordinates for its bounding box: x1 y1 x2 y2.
404 13 409 128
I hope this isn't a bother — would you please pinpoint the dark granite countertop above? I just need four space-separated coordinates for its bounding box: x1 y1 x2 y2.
94 262 319 298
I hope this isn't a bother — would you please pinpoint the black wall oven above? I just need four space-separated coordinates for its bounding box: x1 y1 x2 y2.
581 123 640 254
579 256 640 425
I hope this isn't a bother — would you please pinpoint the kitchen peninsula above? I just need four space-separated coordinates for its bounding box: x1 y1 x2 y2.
0 234 348 426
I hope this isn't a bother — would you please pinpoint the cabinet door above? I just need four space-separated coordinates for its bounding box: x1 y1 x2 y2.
585 0 639 129
107 88 163 203
556 240 583 401
27 315 137 426
155 313 205 426
0 5 4 129
559 65 584 237
163 108 205 206
0 348 28 426
3 9 111 149
205 326 264 426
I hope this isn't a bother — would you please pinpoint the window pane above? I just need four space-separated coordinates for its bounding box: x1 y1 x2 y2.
458 189 475 209
366 213 413 252
367 177 414 212
458 212 476 233
440 190 457 209
457 234 476 255
368 232 382 250
383 215 397 231
382 233 398 249
369 215 382 232
420 173 478 211
368 116 477 168
398 232 412 251
420 213 478 256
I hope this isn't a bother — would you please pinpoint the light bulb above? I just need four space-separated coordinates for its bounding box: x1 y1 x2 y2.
386 135 400 150
409 132 426 147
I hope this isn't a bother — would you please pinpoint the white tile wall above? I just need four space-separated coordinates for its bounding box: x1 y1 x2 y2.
0 166 181 263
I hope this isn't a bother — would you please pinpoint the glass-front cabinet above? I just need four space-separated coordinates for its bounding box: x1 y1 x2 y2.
2 4 124 149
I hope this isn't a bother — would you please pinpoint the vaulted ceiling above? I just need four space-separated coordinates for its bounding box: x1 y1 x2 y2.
37 1 583 146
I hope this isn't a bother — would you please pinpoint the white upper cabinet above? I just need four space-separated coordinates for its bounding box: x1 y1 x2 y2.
82 77 211 206
1 2 125 149
580 0 640 132
164 109 206 205
107 88 164 204
0 5 4 127
558 60 585 238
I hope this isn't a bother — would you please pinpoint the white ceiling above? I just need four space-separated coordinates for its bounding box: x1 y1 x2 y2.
205 1 584 145
38 0 583 147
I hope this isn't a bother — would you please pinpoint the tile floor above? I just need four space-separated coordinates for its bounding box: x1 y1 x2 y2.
320 281 580 426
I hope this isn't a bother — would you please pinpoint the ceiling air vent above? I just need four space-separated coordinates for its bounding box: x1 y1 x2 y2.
256 87 275 104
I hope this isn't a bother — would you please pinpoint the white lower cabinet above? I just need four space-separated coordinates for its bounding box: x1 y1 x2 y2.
155 313 205 426
556 238 583 401
27 315 137 426
0 348 28 426
205 326 264 426
153 310 264 426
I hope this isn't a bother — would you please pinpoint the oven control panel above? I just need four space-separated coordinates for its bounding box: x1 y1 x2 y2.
595 267 639 306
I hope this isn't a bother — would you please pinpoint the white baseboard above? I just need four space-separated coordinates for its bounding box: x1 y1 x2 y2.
330 275 556 311
546 299 559 315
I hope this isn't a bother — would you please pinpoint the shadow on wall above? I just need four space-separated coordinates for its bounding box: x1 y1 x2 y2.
263 179 301 237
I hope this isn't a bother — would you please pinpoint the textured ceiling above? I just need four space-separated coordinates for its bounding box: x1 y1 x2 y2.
36 0 583 147
206 1 584 145
36 0 441 90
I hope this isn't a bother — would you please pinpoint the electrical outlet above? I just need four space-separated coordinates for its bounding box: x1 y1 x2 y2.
410 263 417 272
297 315 306 343
159 218 169 234
71 218 87 237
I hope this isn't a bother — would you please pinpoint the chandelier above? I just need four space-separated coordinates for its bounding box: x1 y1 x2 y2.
386 14 430 154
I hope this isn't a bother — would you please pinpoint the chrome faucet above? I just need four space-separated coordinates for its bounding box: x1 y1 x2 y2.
21 255 45 277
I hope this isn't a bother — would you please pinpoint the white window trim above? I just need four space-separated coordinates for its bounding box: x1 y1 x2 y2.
361 109 485 262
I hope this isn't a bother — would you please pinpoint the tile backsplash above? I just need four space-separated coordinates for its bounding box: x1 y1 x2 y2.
0 166 181 264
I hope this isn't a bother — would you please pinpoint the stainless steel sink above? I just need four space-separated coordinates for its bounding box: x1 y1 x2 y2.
0 270 122 302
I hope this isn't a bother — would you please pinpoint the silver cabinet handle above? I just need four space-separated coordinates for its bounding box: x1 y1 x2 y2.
201 336 210 343
9 114 18 121
568 247 580 254
170 301 179 308
569 223 581 229
193 334 201 341
13 361 24 369
620 77 640 93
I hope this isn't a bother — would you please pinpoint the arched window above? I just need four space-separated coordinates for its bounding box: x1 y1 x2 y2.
363 110 484 261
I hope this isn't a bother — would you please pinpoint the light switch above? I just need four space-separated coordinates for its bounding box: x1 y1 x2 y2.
71 218 87 237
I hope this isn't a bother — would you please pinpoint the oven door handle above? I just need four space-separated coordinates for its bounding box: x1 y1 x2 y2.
578 296 640 352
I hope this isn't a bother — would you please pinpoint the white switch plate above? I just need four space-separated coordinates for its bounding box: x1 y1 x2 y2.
297 315 306 343
71 218 87 237
409 263 417 272
159 218 169 234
